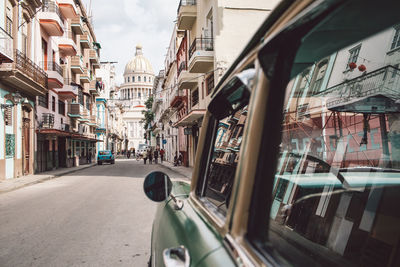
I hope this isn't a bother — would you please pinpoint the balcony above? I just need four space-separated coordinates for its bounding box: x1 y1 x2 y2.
71 17 84 35
88 49 100 66
178 60 197 90
80 33 91 48
177 0 197 30
41 113 55 129
0 50 48 95
89 80 99 96
174 109 205 127
80 68 91 83
170 89 186 109
188 38 214 73
68 103 84 118
55 78 78 101
41 61 63 89
57 30 77 56
70 55 84 74
38 1 65 36
322 65 400 113
0 27 13 63
57 0 78 19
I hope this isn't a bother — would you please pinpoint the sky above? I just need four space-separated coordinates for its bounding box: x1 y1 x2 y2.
81 0 178 85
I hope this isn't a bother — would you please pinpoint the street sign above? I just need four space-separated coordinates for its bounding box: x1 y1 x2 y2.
184 128 192 135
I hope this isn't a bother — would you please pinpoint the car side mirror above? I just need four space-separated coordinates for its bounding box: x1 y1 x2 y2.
143 171 172 202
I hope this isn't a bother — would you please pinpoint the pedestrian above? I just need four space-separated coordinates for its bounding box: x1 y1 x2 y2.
160 148 165 163
178 152 183 166
127 150 131 159
143 149 148 164
148 148 153 164
88 151 92 163
132 148 136 157
154 149 159 164
174 152 178 166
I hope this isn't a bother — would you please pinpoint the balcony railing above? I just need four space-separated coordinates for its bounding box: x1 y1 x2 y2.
189 38 213 59
41 113 55 128
178 61 187 76
41 61 63 76
43 0 65 22
320 65 400 111
15 50 48 88
0 27 13 61
177 0 197 13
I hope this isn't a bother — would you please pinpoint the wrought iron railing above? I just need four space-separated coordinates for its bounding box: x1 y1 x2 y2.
42 113 55 128
14 50 48 88
178 60 187 76
189 38 213 59
41 61 63 76
43 0 65 22
177 0 197 13
319 65 400 109
0 27 13 61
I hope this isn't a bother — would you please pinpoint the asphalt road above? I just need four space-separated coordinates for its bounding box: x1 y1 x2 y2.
0 159 187 267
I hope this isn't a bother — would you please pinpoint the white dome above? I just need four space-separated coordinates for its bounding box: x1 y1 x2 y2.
124 45 154 75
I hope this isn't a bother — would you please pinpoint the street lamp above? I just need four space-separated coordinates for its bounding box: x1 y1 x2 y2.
1 91 24 109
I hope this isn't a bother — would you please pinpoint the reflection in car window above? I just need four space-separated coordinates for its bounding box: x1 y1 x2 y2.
203 106 248 216
269 23 400 266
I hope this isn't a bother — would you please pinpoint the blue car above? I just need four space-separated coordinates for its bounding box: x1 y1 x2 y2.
97 150 115 165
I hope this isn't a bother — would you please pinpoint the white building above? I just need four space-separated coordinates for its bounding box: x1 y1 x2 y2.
119 45 155 150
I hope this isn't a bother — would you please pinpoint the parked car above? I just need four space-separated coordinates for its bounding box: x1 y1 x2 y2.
97 150 115 165
144 0 400 266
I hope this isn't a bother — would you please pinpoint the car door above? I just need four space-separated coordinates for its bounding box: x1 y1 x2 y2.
234 0 400 266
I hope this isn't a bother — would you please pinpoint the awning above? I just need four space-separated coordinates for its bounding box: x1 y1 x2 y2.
174 109 206 127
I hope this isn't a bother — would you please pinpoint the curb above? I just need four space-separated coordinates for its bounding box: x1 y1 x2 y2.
159 162 192 180
0 163 96 195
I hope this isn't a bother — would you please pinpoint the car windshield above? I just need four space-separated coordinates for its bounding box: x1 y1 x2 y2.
269 19 400 266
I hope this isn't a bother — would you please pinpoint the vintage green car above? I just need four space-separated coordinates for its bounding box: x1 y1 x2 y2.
144 0 400 266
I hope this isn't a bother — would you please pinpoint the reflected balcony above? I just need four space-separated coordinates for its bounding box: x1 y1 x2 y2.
80 33 90 48
188 38 214 73
88 49 100 68
177 0 197 30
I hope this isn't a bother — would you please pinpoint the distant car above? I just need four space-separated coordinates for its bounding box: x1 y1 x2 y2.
97 150 115 165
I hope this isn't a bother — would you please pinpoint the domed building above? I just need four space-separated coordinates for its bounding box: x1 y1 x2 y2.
119 45 155 150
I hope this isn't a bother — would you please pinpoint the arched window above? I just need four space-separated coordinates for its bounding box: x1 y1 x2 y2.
138 76 141 82
128 77 130 83
144 76 147 82
132 76 135 82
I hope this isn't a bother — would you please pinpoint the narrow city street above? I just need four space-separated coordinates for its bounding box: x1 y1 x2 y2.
0 159 187 267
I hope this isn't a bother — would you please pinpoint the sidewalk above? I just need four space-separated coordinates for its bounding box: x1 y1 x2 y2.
159 161 193 180
0 163 96 194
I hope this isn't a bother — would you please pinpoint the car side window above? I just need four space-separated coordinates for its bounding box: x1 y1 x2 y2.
249 2 400 266
198 68 254 217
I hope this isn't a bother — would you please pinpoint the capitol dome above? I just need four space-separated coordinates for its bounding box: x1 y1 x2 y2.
124 45 154 75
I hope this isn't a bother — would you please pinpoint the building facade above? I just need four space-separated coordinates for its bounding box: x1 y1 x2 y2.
150 0 279 167
119 45 154 151
0 0 103 179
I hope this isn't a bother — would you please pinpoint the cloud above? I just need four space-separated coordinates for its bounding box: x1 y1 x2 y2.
82 0 178 84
